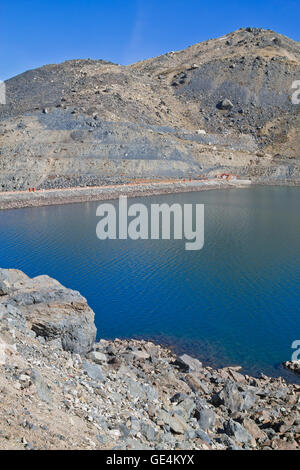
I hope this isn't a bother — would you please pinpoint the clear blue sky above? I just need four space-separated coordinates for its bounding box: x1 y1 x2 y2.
1 0 299 80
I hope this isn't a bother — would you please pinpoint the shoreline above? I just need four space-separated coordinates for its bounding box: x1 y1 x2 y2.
0 179 252 211
1 268 299 450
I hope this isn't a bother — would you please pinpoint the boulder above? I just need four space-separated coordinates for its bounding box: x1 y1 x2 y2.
89 351 107 364
0 303 26 332
213 381 256 413
0 269 29 295
224 419 253 445
217 99 234 110
197 407 217 431
82 361 104 381
174 354 202 373
156 409 189 435
0 269 96 354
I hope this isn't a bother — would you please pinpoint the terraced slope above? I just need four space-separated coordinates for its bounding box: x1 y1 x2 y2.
0 28 299 190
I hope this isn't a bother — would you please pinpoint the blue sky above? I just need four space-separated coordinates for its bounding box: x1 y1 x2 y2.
1 0 299 80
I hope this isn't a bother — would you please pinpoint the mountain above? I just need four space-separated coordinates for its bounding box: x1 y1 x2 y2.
1 27 300 191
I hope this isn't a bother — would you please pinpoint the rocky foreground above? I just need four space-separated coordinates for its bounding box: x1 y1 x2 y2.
0 269 299 450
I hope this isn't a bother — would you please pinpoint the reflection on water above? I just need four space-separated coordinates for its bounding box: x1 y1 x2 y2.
0 186 299 382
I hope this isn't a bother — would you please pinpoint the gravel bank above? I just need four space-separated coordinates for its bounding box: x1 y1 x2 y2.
0 179 251 211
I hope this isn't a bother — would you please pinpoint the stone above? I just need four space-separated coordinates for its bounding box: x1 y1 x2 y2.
217 99 234 110
0 269 96 354
0 336 16 365
0 269 29 295
82 362 104 381
195 429 213 445
119 424 130 439
218 434 242 450
96 434 109 445
0 304 26 332
174 354 202 373
185 374 210 394
140 422 157 441
224 419 253 445
131 350 150 361
170 393 189 403
157 409 188 435
197 408 216 431
174 398 196 420
30 369 52 405
89 351 107 364
241 418 267 441
213 381 256 413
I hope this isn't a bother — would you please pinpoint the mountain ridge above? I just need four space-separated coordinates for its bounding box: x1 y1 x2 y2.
0 27 299 191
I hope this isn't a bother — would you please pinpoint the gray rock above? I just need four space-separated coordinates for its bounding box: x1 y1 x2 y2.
140 422 157 441
213 381 256 413
82 362 104 381
170 393 189 403
96 434 110 445
174 354 202 373
224 419 253 445
0 304 26 332
30 369 52 405
125 438 152 450
197 408 216 431
0 269 96 354
0 269 29 296
119 424 130 439
218 434 242 450
157 409 189 435
174 398 196 420
130 416 141 436
126 379 158 401
89 351 107 364
47 338 63 349
195 429 213 445
217 99 234 110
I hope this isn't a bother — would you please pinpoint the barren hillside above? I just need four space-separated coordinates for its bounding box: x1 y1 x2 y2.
0 28 299 191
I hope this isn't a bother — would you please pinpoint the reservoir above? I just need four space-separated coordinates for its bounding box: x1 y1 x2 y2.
0 186 299 382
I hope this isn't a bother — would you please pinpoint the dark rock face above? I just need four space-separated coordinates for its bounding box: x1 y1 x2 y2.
0 268 96 354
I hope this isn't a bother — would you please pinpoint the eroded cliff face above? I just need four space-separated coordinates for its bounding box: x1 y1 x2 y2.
0 28 299 191
0 268 299 450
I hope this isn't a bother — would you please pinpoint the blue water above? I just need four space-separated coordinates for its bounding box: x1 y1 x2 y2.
0 186 299 382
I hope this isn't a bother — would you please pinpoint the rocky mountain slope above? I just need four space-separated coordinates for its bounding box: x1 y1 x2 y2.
0 28 300 191
0 268 299 450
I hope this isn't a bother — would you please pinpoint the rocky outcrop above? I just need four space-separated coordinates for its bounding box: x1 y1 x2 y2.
0 269 299 450
284 360 300 375
0 269 96 354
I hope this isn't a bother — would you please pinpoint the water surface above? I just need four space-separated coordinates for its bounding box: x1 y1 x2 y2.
0 186 299 382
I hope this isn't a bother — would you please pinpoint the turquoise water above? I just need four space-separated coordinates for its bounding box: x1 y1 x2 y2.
0 186 299 382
